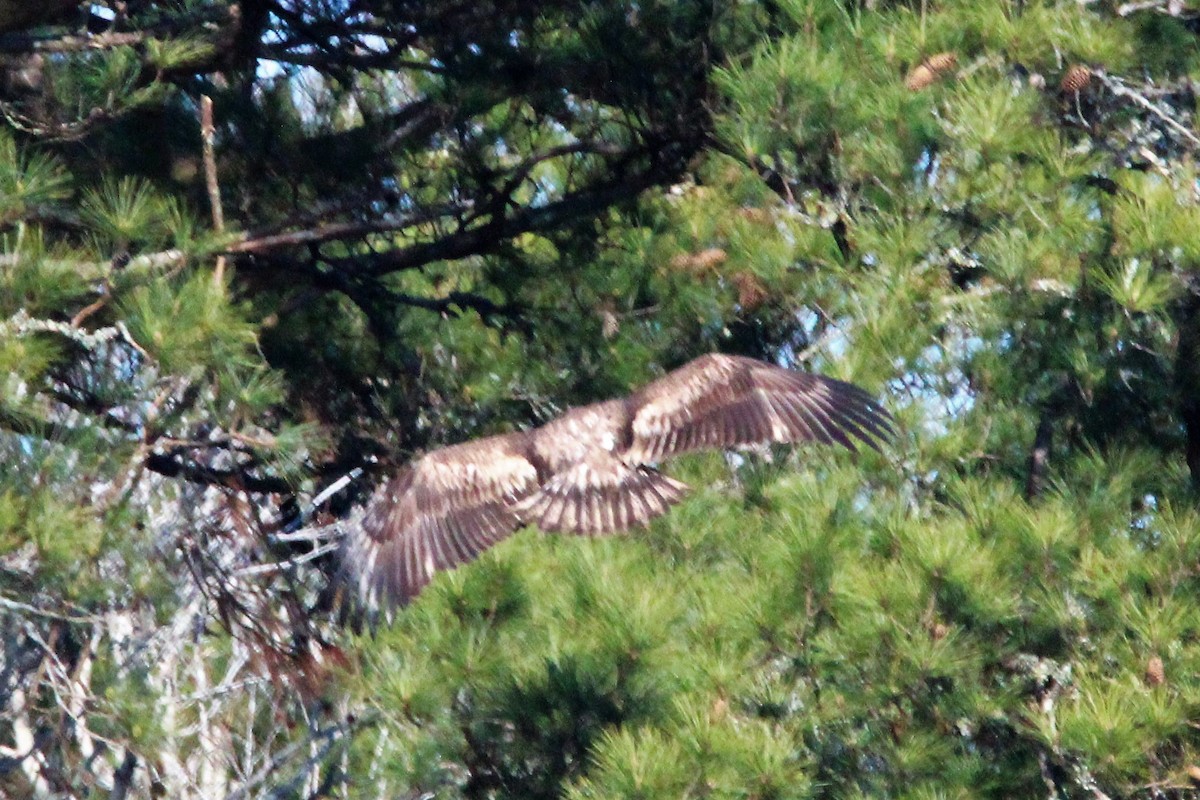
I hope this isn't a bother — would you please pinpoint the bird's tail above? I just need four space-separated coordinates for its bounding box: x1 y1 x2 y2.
515 455 689 535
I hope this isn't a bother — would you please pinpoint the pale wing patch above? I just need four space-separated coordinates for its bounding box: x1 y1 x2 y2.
630 353 739 443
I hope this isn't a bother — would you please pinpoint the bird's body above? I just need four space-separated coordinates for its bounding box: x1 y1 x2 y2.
531 398 629 467
341 353 893 611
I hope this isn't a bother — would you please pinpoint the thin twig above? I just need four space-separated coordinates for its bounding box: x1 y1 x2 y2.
223 723 347 800
70 289 110 327
1098 72 1200 149
270 524 342 543
201 96 227 284
0 594 100 623
232 542 341 577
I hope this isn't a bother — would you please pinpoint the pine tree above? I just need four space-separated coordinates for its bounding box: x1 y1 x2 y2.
3 1 1200 797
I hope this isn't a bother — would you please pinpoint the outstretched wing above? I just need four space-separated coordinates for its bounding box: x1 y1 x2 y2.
624 353 893 464
340 432 538 610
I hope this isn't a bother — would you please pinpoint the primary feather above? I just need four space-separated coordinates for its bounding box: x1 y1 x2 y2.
341 354 893 611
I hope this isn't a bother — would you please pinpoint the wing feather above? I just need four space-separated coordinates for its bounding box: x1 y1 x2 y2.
772 395 821 442
340 433 538 611
625 353 892 462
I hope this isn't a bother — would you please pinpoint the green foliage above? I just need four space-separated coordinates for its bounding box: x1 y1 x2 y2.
46 45 170 123
6 0 1200 797
0 133 69 221
121 273 258 373
80 175 178 250
144 37 216 72
325 1 1200 796
341 446 1200 797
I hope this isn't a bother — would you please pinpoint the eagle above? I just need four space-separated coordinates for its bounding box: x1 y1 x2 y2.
341 353 893 611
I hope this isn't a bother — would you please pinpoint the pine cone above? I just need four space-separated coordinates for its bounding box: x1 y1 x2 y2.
1060 64 1092 94
600 309 619 340
905 52 958 91
732 272 768 309
925 52 958 74
1145 654 1165 686
669 247 728 274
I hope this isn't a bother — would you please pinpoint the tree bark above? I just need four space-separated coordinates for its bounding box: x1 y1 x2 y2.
1025 412 1054 502
1175 292 1200 492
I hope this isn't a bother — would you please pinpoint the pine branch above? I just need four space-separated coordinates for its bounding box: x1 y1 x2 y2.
325 152 693 277
0 134 688 285
0 4 238 54
142 452 293 495
0 403 69 440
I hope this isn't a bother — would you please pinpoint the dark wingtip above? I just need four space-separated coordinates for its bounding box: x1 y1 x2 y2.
819 375 897 450
336 516 423 625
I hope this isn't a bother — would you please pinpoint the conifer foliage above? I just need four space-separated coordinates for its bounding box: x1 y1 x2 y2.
3 1 1200 797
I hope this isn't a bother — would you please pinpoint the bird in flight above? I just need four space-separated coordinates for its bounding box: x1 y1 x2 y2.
341 353 893 612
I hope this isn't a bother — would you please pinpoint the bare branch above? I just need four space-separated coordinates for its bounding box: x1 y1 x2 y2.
1097 71 1200 149
223 723 349 800
0 3 238 53
0 30 147 53
259 43 442 73
200 95 228 284
0 595 100 623
326 156 688 277
142 452 294 495
233 541 340 577
224 209 452 255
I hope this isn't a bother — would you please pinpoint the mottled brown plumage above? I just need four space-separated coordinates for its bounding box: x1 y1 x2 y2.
341 354 893 610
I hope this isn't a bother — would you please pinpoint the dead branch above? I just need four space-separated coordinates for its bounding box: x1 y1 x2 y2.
1097 71 1200 149
200 95 228 284
223 722 349 800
